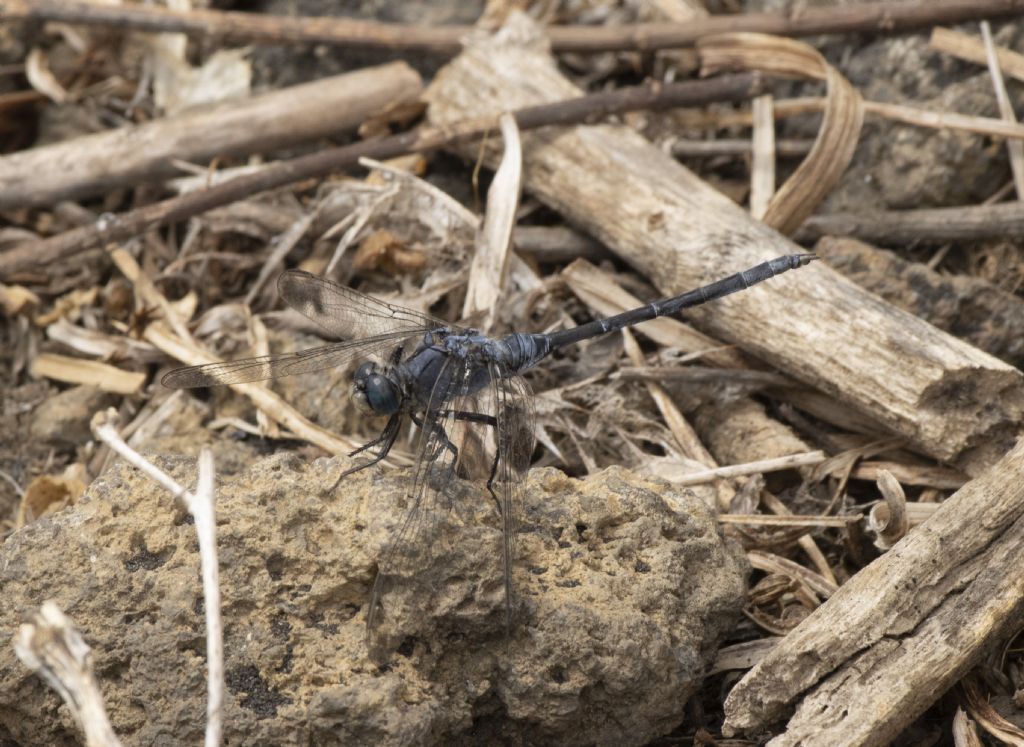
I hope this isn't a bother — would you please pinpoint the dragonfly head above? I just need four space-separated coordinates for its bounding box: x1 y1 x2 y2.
351 362 400 416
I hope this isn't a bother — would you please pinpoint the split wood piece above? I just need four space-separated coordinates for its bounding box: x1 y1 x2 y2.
817 236 1024 370
424 14 1024 474
723 436 1024 746
0 62 422 211
8 0 1024 54
797 199 1024 245
0 72 766 279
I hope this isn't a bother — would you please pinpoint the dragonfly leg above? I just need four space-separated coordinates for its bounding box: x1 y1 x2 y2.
410 412 458 461
430 411 502 513
409 411 502 511
449 412 502 512
325 412 402 494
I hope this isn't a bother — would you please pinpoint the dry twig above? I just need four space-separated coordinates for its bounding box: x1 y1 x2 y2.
6 0 1024 53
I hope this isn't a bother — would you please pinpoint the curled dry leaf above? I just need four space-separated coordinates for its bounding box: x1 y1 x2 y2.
25 47 69 104
868 468 910 550
697 32 864 235
16 467 87 528
961 676 1024 747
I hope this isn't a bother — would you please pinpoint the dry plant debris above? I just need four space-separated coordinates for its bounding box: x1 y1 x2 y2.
3 1 1024 745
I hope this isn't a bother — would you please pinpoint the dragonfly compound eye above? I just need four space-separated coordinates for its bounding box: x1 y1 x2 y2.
351 362 377 414
364 373 400 415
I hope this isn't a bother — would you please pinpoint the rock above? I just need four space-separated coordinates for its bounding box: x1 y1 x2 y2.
0 453 747 746
29 385 118 446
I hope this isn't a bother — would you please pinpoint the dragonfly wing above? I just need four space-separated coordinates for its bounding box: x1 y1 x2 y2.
278 270 461 340
487 365 534 628
366 354 466 652
161 331 416 388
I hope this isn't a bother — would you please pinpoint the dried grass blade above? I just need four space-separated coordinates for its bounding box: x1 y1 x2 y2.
463 112 522 329
981 21 1024 199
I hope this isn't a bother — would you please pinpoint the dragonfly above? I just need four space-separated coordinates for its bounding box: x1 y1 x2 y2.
162 252 816 648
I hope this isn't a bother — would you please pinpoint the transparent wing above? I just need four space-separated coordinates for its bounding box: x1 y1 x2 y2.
278 270 462 341
161 332 416 388
487 365 535 629
367 354 467 652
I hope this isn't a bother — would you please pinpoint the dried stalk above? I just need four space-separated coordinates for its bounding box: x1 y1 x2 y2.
981 21 1024 198
931 26 1024 84
14 603 122 747
673 450 826 487
90 409 223 747
463 113 521 329
799 201 1024 244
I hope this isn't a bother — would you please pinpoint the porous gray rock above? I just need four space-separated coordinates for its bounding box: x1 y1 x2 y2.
0 452 747 746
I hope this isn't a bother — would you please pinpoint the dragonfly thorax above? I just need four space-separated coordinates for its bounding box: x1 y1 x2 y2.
351 361 401 416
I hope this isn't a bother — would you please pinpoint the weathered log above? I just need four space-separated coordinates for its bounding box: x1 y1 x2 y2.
424 14 1024 473
0 62 422 210
818 236 1024 369
723 437 1024 746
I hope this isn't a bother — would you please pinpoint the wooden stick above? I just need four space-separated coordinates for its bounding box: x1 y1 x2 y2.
0 62 423 211
6 0 1024 53
90 410 223 747
425 14 1024 473
0 72 765 279
718 513 857 527
715 96 1024 140
723 437 1024 745
798 201 1024 244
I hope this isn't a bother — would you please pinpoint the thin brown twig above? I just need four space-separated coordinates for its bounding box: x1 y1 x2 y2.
5 0 1024 53
0 72 765 278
